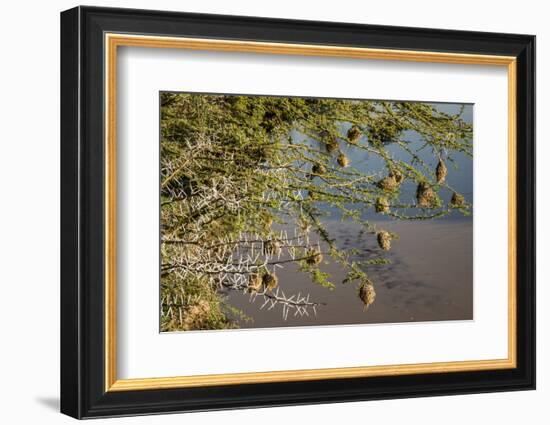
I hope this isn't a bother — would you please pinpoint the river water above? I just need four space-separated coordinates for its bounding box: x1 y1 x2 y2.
225 219 473 328
223 102 474 329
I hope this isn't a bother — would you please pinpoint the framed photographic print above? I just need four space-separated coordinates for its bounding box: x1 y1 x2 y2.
60 6 536 419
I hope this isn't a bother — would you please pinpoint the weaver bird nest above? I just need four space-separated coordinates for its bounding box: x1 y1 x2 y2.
347 125 362 144
436 159 447 184
263 239 282 256
325 137 339 153
311 163 327 177
377 230 392 251
450 192 465 208
377 174 400 191
416 182 439 208
262 272 279 292
248 273 263 293
390 168 404 184
375 197 390 214
337 153 350 167
306 248 324 265
358 281 376 309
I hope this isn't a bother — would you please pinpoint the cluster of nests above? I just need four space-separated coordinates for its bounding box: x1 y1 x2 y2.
331 123 397 148
323 140 351 168
374 159 465 211
416 159 447 207
374 168 404 215
260 239 318 296
416 159 465 208
317 123 418 174
247 272 278 293
264 240 323 264
308 157 349 182
316 126 359 171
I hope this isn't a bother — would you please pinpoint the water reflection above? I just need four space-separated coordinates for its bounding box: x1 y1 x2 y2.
225 103 473 328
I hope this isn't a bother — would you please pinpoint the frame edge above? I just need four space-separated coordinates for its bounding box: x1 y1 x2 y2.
515 34 536 391
60 6 83 420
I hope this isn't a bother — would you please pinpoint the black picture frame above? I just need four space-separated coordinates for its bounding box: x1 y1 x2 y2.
61 5 536 419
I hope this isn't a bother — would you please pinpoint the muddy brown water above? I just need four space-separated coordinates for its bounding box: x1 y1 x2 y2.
223 219 473 329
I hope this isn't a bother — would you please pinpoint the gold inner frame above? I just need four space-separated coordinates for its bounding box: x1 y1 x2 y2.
104 33 517 392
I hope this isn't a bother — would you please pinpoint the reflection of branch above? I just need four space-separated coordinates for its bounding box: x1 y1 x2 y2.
165 253 325 273
162 235 304 247
250 287 325 320
164 226 318 277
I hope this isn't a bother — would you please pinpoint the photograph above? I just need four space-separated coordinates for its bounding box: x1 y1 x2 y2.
159 93 473 332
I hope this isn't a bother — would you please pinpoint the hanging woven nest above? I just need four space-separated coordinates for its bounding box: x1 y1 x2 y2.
375 197 390 214
337 153 350 167
306 248 323 265
311 163 327 177
347 125 362 144
377 230 392 251
262 272 279 292
263 239 282 256
436 159 448 184
247 273 263 293
450 192 465 208
377 175 399 191
390 168 404 184
358 281 376 309
416 182 438 208
325 137 339 153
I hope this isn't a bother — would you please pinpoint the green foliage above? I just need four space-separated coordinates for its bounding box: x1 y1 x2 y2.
160 277 237 332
